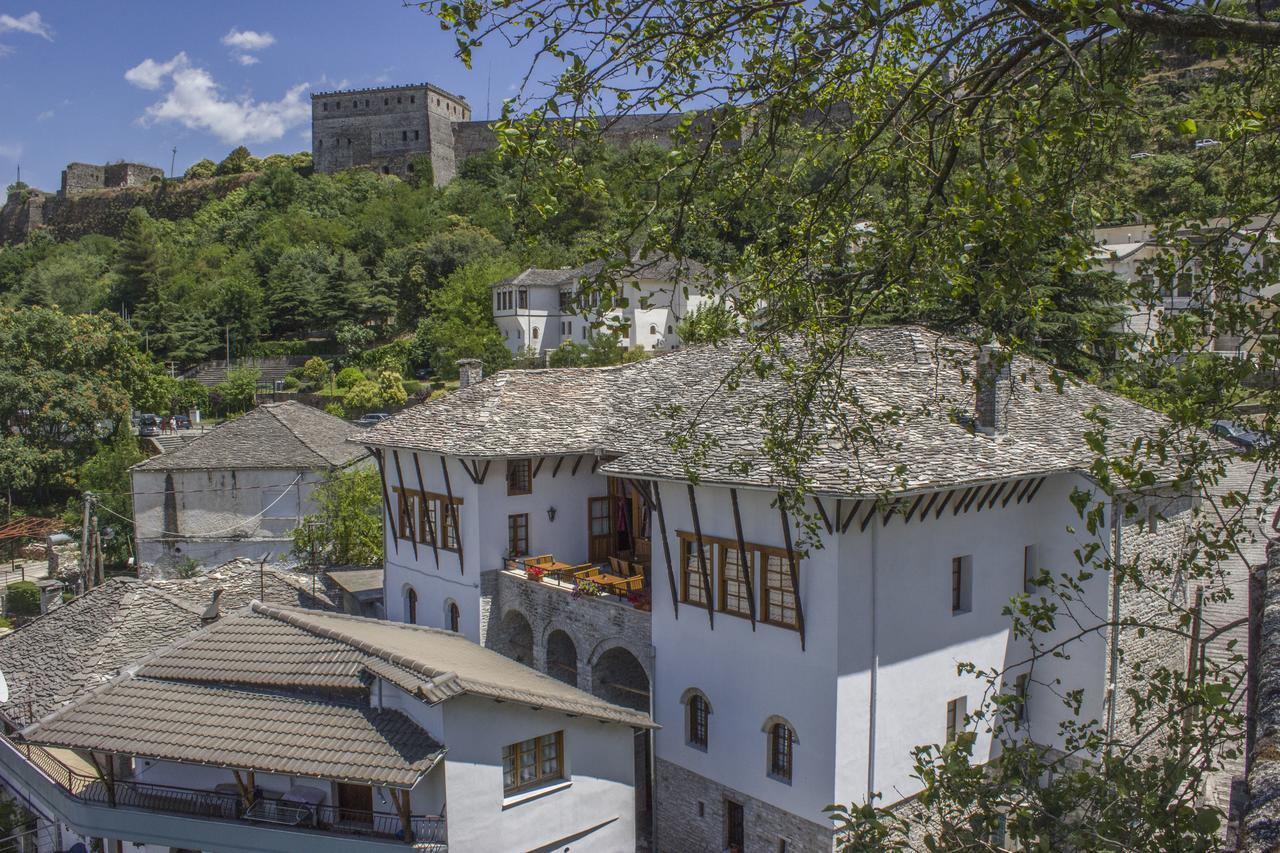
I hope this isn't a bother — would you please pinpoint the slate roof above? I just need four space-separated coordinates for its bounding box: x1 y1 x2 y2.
0 561 331 726
360 326 1178 497
327 568 384 595
492 253 710 291
133 401 367 471
17 601 650 786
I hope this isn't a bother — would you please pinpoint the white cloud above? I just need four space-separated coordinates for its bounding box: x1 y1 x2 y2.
236 54 259 66
221 28 274 51
0 11 52 40
125 53 188 91
35 109 53 121
124 52 310 145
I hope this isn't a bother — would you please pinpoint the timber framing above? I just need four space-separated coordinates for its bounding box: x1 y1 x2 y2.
650 482 679 619
552 456 565 478
812 496 834 536
391 450 419 561
777 500 807 651
370 448 399 552
441 456 463 575
411 452 440 569
730 488 758 630
686 484 716 628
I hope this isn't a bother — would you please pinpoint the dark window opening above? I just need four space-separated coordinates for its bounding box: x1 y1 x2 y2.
769 723 794 782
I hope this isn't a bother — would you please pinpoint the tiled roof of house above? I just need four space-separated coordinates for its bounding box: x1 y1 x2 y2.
134 401 368 471
359 326 1177 496
326 568 384 595
0 561 331 726
17 600 650 786
492 253 710 290
21 678 443 788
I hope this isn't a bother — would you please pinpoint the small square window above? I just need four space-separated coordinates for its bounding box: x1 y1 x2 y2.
507 459 533 496
697 801 705 818
411 94 416 103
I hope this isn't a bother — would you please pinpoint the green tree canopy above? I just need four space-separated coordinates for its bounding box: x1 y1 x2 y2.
292 466 383 566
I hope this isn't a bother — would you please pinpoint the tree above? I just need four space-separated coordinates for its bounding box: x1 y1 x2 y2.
421 0 1280 846
677 301 739 346
300 356 330 390
335 322 375 361
215 366 260 415
5 581 40 617
343 380 381 414
374 370 408 407
184 159 216 180
215 146 259 176
415 258 517 379
292 466 383 566
111 208 162 315
76 433 143 567
335 366 365 389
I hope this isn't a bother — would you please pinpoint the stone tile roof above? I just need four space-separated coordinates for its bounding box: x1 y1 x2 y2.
21 678 443 788
134 401 367 471
326 568 384 595
492 253 709 291
360 326 1177 497
0 561 331 726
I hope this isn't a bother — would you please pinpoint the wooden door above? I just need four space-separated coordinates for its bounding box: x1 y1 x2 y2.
588 496 612 562
725 799 745 850
336 782 373 824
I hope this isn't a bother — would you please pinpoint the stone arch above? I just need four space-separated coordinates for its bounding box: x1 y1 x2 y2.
495 609 534 665
545 629 578 687
445 599 461 632
590 645 651 713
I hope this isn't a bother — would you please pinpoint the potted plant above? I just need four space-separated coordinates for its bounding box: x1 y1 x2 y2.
573 579 603 598
525 564 546 582
627 590 651 611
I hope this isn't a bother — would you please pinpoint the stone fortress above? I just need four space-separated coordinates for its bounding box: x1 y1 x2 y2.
311 81 688 186
60 162 164 196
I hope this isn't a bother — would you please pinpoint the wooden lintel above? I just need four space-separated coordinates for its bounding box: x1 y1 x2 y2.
552 456 565 478
916 491 940 522
841 500 862 534
1016 478 1037 503
371 448 399 552
778 500 807 652
412 452 440 570
812 496 834 536
392 450 419 561
687 484 715 628
952 487 973 515
903 494 926 524
441 456 463 575
935 490 956 518
859 502 878 532
1025 477 1047 503
532 457 546 479
730 489 758 630
651 482 679 619
571 455 584 476
1002 479 1022 507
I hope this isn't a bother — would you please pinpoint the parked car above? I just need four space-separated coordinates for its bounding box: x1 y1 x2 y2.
1129 152 1153 160
1194 138 1221 149
138 414 161 437
356 413 392 427
174 414 192 430
1210 419 1271 451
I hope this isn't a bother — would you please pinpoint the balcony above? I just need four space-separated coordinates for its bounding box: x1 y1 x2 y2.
0 736 446 852
502 555 650 611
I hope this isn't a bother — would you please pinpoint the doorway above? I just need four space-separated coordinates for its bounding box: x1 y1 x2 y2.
336 782 373 824
725 798 745 851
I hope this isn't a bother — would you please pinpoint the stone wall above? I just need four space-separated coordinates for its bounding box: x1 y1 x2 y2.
103 163 164 189
1241 540 1280 851
654 757 832 853
60 163 105 195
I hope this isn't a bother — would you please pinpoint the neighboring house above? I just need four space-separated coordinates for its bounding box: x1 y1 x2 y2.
5 603 651 853
492 255 713 359
1094 217 1279 356
359 326 1191 850
326 567 385 617
131 402 370 571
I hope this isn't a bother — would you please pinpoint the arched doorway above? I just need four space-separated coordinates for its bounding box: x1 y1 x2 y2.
546 630 578 686
447 600 461 633
591 646 653 844
405 587 418 625
496 610 534 665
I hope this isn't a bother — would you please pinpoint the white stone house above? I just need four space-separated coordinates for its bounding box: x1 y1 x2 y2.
130 402 369 571
3 602 650 853
492 255 714 359
359 326 1192 851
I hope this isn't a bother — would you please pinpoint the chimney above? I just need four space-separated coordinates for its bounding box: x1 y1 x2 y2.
201 588 224 622
457 359 483 389
974 343 1011 435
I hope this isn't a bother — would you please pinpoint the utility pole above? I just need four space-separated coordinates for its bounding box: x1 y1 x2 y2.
170 146 177 179
226 325 231 365
80 493 93 591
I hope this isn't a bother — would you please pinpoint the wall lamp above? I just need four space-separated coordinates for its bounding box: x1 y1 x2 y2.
547 506 557 523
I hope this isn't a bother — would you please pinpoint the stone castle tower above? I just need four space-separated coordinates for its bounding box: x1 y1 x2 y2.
311 83 472 186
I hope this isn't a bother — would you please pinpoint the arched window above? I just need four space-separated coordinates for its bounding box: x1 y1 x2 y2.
681 688 712 750
649 324 658 336
406 587 418 625
532 327 539 340
667 325 673 334
764 716 796 782
448 601 460 632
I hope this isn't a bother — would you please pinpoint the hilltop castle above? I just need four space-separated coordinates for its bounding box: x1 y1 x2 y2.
311 82 687 186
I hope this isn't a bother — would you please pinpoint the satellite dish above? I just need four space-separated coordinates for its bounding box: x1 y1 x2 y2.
0 672 11 704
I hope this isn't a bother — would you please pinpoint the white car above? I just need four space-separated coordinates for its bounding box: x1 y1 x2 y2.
1194 138 1221 149
1129 152 1153 160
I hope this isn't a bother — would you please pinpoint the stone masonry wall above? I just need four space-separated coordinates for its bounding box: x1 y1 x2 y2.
1241 540 1280 850
654 757 832 853
1107 495 1196 747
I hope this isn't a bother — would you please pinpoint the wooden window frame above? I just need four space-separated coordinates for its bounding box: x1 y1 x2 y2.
718 545 753 619
508 512 530 557
392 488 463 552
688 694 709 749
678 533 711 607
946 697 965 743
759 547 797 629
675 530 798 630
951 555 972 614
1023 545 1037 595
507 459 533 496
501 731 564 796
768 722 794 782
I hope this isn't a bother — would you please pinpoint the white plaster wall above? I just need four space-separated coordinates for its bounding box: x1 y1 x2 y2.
381 450 608 643
438 694 636 852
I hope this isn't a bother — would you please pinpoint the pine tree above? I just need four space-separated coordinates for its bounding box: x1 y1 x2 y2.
112 207 162 315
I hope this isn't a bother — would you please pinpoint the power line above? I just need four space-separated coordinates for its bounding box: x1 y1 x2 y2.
94 474 303 538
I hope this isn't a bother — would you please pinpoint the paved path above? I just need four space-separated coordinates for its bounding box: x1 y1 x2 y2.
1200 457 1276 816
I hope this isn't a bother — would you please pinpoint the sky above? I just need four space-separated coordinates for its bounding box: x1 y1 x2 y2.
0 2 539 190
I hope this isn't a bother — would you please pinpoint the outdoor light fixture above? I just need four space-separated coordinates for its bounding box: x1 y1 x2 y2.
547 506 557 522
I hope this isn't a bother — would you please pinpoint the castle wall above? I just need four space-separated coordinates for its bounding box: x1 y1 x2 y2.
103 163 164 189
61 163 105 195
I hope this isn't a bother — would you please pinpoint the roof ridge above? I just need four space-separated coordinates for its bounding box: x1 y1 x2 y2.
259 403 330 467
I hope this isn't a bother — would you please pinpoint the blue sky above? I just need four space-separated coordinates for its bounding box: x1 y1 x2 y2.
0 2 537 190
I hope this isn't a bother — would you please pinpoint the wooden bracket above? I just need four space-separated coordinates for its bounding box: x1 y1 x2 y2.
730 488 757 630
392 450 419 560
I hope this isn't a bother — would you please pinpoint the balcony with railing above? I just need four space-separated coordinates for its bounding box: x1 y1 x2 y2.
502 552 651 614
0 735 446 852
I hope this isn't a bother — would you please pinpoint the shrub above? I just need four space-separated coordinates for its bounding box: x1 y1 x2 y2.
324 402 346 418
335 366 365 389
344 380 380 414
300 356 330 389
6 581 40 616
174 558 201 579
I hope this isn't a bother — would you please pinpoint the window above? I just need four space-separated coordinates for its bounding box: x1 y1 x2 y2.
649 324 658 335
680 536 711 606
768 721 794 782
761 551 797 628
318 139 323 149
414 129 420 141
410 94 416 103
582 326 588 340
508 513 529 556
688 693 709 748
365 99 370 107
566 322 572 336
448 601 460 632
667 324 673 334
335 101 340 109
397 96 402 104
720 546 752 618
394 488 461 552
946 697 966 742
402 130 408 142
384 97 389 105
1023 545 1038 594
406 587 418 625
323 102 328 111
501 731 563 795
353 100 358 108
951 555 972 614
507 459 533 495
559 291 573 311
517 288 528 309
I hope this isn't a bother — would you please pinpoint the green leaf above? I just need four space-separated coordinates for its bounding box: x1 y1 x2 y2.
1177 118 1198 135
